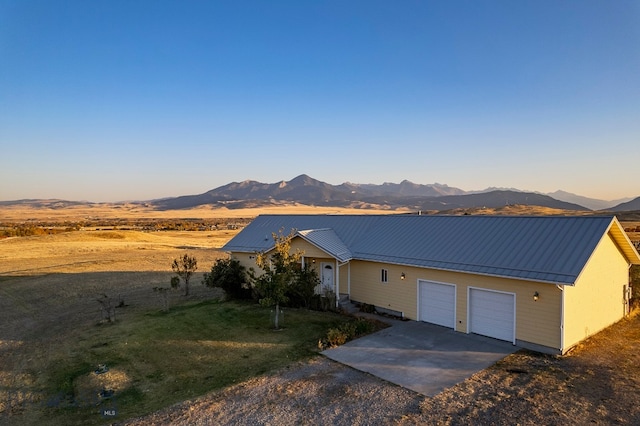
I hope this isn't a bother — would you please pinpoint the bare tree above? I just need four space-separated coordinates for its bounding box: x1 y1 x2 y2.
171 253 197 296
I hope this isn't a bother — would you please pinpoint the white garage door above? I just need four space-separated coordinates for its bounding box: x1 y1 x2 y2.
419 280 455 329
469 288 515 343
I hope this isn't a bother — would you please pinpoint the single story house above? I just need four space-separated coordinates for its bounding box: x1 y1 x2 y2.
222 214 640 354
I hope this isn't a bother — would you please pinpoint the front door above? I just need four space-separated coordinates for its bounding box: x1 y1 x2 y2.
320 263 334 294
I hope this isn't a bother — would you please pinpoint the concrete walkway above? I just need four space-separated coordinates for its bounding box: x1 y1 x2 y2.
322 320 518 396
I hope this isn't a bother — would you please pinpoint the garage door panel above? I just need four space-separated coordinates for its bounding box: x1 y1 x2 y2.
419 281 455 329
469 288 515 343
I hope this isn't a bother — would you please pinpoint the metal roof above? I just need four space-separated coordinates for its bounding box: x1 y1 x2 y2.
221 214 640 285
221 215 381 253
297 228 352 263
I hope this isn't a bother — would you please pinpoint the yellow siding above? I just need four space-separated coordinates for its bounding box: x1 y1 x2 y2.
350 261 417 317
454 274 562 350
338 263 349 295
563 232 629 350
349 261 563 350
230 252 259 275
289 238 331 259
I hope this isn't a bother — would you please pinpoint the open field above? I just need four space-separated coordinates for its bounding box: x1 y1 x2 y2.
0 203 405 222
0 229 238 424
0 229 236 374
0 229 235 275
2 206 640 424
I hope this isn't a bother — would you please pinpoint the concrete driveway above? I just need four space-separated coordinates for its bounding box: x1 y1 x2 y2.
322 320 518 396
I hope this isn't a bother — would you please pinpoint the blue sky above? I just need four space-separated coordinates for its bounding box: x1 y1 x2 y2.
1 1 638 202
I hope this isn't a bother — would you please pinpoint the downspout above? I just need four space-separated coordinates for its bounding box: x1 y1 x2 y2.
626 263 633 317
335 260 340 308
557 284 564 354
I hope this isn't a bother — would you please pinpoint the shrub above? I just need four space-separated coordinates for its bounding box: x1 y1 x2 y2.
319 317 388 350
306 290 339 312
325 327 348 347
353 317 378 335
285 264 321 309
202 258 251 300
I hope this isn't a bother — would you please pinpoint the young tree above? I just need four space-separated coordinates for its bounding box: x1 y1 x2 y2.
250 230 302 329
171 253 197 296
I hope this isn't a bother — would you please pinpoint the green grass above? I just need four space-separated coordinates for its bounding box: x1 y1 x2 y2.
39 300 352 425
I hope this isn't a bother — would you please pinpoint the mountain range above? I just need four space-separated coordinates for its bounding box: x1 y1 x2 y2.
2 174 637 213
150 174 638 212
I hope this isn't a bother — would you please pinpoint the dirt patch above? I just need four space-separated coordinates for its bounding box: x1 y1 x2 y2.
74 368 132 408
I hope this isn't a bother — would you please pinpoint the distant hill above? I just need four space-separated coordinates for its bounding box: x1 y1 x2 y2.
547 190 633 211
151 174 589 212
410 191 586 212
609 196 640 212
0 199 95 208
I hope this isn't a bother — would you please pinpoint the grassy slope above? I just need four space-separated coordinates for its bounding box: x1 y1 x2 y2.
39 300 350 425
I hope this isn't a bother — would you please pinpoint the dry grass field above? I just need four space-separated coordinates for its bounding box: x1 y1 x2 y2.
0 202 402 222
0 228 238 423
2 204 640 425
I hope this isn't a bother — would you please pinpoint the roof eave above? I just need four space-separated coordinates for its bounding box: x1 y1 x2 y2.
609 217 640 264
294 232 353 263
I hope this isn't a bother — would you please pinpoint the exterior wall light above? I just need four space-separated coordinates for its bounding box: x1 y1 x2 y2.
400 273 406 280
533 291 539 302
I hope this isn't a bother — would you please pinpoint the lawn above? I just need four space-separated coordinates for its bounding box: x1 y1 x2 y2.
38 300 353 425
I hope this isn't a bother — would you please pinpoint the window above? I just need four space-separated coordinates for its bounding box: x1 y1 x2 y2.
381 268 388 283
